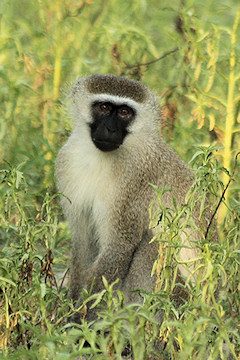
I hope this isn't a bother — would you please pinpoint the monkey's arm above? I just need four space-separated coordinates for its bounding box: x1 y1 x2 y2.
82 214 145 293
70 203 146 323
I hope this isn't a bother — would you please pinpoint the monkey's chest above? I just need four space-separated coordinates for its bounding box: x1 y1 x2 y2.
68 161 113 227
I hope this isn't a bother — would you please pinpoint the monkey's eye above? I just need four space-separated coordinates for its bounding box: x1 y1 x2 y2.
99 103 112 114
120 108 129 115
118 106 134 120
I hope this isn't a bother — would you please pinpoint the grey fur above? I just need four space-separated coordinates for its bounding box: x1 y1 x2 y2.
55 74 211 322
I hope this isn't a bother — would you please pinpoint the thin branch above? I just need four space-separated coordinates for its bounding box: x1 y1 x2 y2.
58 267 70 293
205 152 240 239
125 47 179 69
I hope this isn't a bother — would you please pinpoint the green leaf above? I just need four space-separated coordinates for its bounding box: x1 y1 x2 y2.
0 277 17 286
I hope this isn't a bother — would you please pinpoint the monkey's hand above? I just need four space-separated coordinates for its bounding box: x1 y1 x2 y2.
70 266 119 323
82 252 126 294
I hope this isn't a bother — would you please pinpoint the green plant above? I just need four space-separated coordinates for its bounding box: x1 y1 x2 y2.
0 0 239 358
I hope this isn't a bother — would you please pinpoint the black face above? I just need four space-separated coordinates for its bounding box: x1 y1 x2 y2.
90 101 135 152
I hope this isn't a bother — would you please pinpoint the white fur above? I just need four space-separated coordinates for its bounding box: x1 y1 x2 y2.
57 126 117 250
90 94 139 110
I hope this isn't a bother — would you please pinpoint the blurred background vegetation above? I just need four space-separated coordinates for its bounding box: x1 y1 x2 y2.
1 0 239 194
0 0 239 358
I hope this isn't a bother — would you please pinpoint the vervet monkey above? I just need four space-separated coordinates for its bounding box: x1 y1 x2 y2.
55 74 214 322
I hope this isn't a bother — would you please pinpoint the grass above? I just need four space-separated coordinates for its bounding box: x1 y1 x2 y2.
0 0 239 358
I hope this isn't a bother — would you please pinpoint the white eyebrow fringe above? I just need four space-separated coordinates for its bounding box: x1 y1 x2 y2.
90 94 139 110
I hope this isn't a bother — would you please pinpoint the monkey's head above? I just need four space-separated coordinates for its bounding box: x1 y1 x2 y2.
71 74 160 152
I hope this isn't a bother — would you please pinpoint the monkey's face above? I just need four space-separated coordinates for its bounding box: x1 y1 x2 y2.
89 101 135 152
71 75 160 151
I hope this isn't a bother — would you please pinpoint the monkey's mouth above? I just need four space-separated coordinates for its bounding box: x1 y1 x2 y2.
92 138 121 152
